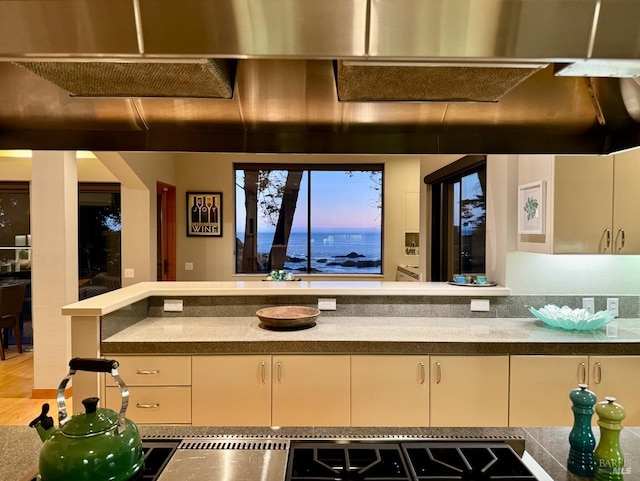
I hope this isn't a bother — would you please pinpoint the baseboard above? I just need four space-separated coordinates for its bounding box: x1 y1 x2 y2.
32 387 72 399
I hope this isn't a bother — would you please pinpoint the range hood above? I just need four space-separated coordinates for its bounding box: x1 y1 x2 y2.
1 0 640 155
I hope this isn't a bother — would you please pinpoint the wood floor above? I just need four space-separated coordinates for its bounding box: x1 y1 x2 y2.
0 351 59 426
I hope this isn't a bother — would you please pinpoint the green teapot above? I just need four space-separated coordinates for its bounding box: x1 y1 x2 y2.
29 358 144 481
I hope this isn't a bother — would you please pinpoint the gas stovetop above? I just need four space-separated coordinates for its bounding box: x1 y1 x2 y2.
154 437 553 481
287 441 542 481
24 436 553 481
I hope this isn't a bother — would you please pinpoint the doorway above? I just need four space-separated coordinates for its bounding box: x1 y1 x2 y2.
156 182 176 281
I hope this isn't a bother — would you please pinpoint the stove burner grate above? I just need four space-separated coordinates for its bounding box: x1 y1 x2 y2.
288 442 412 480
286 441 540 481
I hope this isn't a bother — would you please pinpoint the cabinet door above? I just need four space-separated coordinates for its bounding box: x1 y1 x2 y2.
553 156 614 254
510 355 588 427
430 355 509 427
612 150 640 254
351 355 429 427
192 356 271 426
590 356 640 425
272 355 350 426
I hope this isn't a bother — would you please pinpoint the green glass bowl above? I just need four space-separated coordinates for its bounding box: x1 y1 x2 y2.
529 305 615 331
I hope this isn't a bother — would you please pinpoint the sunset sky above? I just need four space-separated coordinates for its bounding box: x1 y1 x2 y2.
236 170 382 233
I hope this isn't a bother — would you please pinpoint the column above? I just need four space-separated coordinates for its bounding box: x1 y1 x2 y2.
30 151 78 397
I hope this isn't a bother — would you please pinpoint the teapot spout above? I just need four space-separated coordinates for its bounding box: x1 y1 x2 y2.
28 403 56 442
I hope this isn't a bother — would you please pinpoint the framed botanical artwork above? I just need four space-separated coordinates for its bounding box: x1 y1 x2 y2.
518 181 545 234
186 192 222 237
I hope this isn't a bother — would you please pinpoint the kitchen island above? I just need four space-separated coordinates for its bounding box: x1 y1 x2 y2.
8 425 640 481
61 281 640 430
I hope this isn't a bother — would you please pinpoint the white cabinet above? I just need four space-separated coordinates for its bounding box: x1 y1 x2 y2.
430 355 509 427
104 355 191 424
509 355 587 427
522 152 640 254
272 355 350 426
589 356 640 425
610 150 640 253
351 355 429 427
191 355 271 426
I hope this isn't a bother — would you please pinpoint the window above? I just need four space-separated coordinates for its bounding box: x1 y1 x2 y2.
235 164 383 275
426 156 486 281
0 182 31 276
78 183 121 298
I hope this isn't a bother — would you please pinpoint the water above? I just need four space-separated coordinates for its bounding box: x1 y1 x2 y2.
237 228 382 274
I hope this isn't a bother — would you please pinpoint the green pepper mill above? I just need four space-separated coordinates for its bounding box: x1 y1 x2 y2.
568 383 597 477
594 396 626 481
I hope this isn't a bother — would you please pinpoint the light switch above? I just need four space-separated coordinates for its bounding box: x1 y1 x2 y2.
124 268 135 278
318 298 337 310
470 299 490 312
606 298 619 317
185 262 194 271
164 299 183 312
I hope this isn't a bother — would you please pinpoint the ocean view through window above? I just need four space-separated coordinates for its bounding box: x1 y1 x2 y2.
235 165 383 275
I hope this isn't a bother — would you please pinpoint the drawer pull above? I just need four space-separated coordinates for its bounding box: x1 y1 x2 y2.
136 403 160 409
419 361 425 384
277 361 282 384
435 361 442 384
261 361 266 385
136 370 160 375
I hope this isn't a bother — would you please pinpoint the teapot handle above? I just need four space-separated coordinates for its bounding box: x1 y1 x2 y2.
57 357 129 434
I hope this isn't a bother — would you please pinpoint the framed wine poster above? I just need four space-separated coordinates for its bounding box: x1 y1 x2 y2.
187 192 222 237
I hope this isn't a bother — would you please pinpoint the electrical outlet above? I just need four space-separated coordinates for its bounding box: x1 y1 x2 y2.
124 268 135 278
470 299 490 312
185 262 194 271
164 299 183 312
318 298 337 311
582 297 595 315
607 298 619 317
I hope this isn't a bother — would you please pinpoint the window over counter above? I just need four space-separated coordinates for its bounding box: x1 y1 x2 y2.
426 156 486 281
235 164 383 275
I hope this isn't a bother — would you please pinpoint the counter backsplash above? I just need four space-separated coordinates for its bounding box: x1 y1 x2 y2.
101 294 640 339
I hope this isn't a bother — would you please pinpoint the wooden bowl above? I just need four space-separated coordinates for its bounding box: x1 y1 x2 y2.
256 306 320 330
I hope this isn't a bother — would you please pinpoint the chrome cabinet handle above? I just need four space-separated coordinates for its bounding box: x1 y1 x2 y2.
136 369 160 375
277 361 282 384
594 362 602 384
577 362 586 384
136 403 160 409
604 229 611 252
419 361 425 384
616 228 625 252
261 360 266 384
435 361 442 384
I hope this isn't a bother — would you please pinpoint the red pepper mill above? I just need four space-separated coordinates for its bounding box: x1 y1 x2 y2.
594 396 626 481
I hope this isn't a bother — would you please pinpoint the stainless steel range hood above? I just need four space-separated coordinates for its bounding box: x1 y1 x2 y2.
1 0 640 154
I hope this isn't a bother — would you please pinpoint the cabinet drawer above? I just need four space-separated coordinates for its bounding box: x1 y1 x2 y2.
105 386 191 424
105 356 191 386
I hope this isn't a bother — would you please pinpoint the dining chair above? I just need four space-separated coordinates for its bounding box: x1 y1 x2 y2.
0 282 26 360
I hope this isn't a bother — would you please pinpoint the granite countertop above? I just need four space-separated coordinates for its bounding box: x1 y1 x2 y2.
102 316 640 355
7 425 640 481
